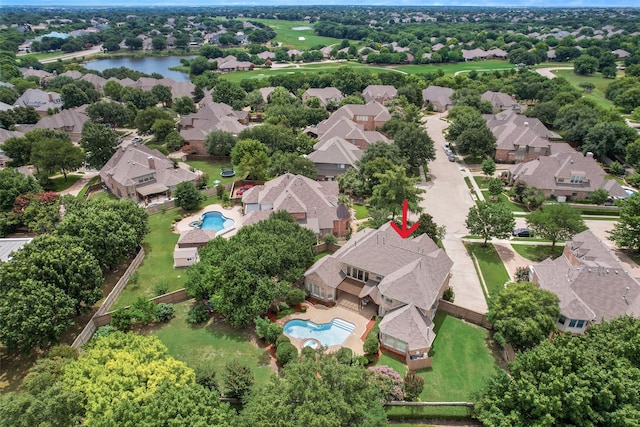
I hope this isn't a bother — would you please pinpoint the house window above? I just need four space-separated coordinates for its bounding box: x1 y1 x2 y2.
558 315 567 325
576 320 585 328
569 319 577 328
346 266 351 276
570 175 584 184
356 115 368 121
338 164 346 169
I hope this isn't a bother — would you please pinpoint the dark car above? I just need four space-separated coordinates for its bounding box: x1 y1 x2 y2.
512 228 532 237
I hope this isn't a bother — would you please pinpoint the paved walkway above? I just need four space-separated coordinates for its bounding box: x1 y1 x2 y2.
58 170 99 197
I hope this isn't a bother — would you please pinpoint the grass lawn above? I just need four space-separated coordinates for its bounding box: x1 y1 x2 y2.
511 243 563 262
605 174 625 185
353 203 370 220
88 190 118 201
185 160 238 186
552 69 615 109
379 313 497 417
49 174 83 192
220 61 391 83
465 243 510 299
113 208 188 309
480 191 526 213
397 60 514 76
149 302 274 387
473 175 491 189
77 175 101 198
313 252 329 262
252 19 343 50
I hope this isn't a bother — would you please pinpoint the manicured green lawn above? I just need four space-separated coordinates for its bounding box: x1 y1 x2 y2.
220 61 390 83
378 313 496 417
49 174 83 192
552 69 615 109
77 175 101 198
465 243 510 299
397 60 514 76
510 243 563 262
473 176 490 189
88 190 118 201
353 203 370 220
113 208 187 309
185 160 237 186
313 252 329 263
252 19 343 50
149 302 274 387
480 191 526 213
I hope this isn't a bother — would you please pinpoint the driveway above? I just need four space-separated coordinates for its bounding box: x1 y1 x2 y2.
534 66 573 79
419 113 488 313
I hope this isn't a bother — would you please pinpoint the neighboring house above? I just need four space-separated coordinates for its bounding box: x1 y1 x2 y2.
531 230 640 334
100 144 198 201
508 151 628 201
486 109 562 162
612 49 630 58
0 128 23 146
257 51 275 60
217 57 254 72
241 173 350 237
303 223 453 367
461 48 507 61
302 87 344 107
311 117 391 150
481 90 523 112
362 85 398 104
422 86 454 111
0 238 33 262
19 67 52 82
307 136 363 181
13 88 63 115
323 101 392 132
80 73 107 94
23 108 89 142
179 102 248 154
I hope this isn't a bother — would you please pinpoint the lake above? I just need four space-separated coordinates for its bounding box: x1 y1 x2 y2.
83 56 195 82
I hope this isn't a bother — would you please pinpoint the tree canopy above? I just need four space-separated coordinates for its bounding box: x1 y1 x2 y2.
465 201 515 246
609 194 640 252
80 121 119 170
526 203 586 249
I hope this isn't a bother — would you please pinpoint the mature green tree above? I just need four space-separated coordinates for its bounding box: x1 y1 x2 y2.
582 121 638 159
122 87 158 110
174 181 205 211
526 203 587 250
86 101 133 127
60 83 89 109
609 194 640 252
465 201 515 246
445 106 486 143
212 80 246 106
63 332 195 424
56 198 148 271
590 188 610 205
368 166 424 220
488 178 504 198
151 36 167 51
185 212 316 327
0 279 75 352
151 84 172 107
239 354 387 427
393 122 435 168
268 151 317 179
412 212 446 243
134 107 173 134
554 101 600 144
626 139 640 168
573 54 599 75
2 128 69 167
579 81 595 93
520 186 546 211
487 281 560 350
30 133 83 179
456 126 497 158
0 168 41 211
173 95 196 115
0 234 103 315
222 361 254 403
103 80 124 100
359 141 407 169
79 121 119 170
150 119 175 142
206 130 237 156
231 138 269 180
482 157 496 179
475 318 640 426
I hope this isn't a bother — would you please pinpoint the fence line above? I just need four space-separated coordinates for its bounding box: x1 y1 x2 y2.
385 401 474 407
71 247 146 349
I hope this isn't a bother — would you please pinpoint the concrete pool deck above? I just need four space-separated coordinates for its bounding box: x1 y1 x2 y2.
279 304 375 355
173 204 244 238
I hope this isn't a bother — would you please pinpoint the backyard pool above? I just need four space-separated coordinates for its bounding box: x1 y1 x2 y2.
284 318 355 347
199 211 235 233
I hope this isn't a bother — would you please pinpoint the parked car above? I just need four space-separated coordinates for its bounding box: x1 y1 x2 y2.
131 136 142 143
448 154 456 162
512 228 532 237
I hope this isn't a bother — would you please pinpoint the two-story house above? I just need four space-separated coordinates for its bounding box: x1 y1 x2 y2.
307 136 363 181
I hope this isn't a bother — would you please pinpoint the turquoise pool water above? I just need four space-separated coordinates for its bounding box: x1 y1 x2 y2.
283 318 356 347
200 211 235 232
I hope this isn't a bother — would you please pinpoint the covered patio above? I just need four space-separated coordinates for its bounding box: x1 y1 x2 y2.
336 277 379 317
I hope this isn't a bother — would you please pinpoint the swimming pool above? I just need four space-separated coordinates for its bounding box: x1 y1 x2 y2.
199 211 235 233
283 318 356 347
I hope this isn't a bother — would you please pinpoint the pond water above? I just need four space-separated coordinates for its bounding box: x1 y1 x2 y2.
83 55 195 82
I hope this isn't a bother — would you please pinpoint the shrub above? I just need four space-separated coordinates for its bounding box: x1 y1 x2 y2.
216 183 225 198
336 347 354 365
276 341 298 365
110 308 133 331
186 302 210 324
363 317 381 360
284 287 306 307
275 333 291 348
514 266 530 282
153 280 170 296
443 286 455 302
130 297 158 324
128 272 139 286
493 331 506 348
255 317 282 345
403 371 425 401
356 356 370 366
47 344 78 360
300 346 317 361
93 325 116 338
323 234 337 244
195 366 220 394
626 172 640 188
368 365 404 402
222 361 254 403
608 161 625 177
156 303 175 322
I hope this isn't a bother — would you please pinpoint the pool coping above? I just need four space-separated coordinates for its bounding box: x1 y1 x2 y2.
173 204 244 239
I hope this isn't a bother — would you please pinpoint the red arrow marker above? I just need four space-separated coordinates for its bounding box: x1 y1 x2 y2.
390 200 419 239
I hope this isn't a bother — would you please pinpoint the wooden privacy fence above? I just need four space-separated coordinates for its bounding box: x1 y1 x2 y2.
438 299 492 329
71 247 146 349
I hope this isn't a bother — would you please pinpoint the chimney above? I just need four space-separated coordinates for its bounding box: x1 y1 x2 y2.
148 157 155 169
48 93 53 102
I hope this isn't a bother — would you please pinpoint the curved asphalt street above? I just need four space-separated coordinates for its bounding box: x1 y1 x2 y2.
419 113 488 313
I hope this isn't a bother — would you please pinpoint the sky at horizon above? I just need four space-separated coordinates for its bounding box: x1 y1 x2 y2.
1 1 639 8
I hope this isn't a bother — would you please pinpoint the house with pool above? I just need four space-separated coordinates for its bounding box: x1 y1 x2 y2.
303 223 453 368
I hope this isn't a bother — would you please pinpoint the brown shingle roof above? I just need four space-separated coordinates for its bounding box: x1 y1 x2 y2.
379 304 436 351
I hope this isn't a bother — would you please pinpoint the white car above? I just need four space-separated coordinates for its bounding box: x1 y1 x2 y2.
131 136 142 143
